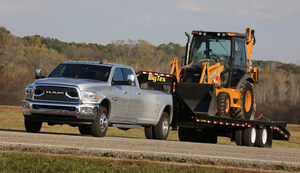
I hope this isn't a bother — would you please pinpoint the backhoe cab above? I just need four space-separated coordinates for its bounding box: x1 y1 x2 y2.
171 28 258 120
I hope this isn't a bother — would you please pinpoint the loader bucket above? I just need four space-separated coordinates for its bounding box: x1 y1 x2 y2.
176 83 217 116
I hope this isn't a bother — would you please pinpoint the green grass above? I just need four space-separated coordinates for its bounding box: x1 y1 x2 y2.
1 105 299 148
0 152 226 173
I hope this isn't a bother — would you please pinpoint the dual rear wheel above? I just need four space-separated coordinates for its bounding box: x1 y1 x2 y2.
235 126 271 147
144 112 170 140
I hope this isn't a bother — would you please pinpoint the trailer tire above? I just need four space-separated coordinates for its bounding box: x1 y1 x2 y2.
91 106 109 137
178 127 191 141
144 126 153 139
78 125 92 135
153 112 170 140
256 126 268 147
25 118 42 133
217 92 231 117
243 126 256 146
235 129 244 146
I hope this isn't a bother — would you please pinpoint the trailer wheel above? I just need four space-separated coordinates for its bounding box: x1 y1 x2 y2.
243 126 256 146
91 106 108 137
25 118 42 133
256 126 268 147
235 129 244 146
153 112 170 140
144 126 153 139
178 127 191 141
217 92 231 117
78 125 92 135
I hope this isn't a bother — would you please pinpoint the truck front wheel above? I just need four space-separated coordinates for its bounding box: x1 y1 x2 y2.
153 112 169 140
24 118 42 133
91 106 109 137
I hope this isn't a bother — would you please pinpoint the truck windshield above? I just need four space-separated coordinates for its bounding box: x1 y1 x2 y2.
189 36 231 68
48 64 111 81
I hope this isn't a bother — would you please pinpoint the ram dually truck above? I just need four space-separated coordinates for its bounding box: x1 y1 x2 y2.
22 61 173 139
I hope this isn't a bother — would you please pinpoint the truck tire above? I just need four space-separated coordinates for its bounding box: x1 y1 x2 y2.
144 126 153 139
78 124 92 135
24 118 42 133
178 127 190 141
256 126 268 147
153 112 169 140
235 129 244 146
91 106 109 137
216 92 231 117
231 81 254 120
243 126 256 146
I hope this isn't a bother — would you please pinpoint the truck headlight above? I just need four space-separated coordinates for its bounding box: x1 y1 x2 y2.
25 85 33 99
81 91 99 102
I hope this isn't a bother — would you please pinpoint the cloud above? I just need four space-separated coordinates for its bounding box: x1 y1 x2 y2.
251 3 267 10
138 14 152 21
179 0 204 12
0 0 46 15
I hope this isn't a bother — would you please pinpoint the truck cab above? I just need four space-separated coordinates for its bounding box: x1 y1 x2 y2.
23 61 172 139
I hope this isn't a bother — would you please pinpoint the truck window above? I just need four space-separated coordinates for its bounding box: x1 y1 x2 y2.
48 64 111 81
122 68 133 81
112 68 124 81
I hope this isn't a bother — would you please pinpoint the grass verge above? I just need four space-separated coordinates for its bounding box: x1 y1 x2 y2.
0 151 234 173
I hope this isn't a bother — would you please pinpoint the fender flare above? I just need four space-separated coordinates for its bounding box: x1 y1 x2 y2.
154 104 173 126
235 74 255 89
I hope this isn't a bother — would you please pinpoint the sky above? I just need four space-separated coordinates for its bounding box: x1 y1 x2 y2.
0 0 299 63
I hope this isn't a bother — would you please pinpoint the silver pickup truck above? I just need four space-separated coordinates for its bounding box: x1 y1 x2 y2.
22 61 173 139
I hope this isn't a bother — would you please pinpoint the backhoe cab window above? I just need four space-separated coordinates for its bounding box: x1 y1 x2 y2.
189 37 231 68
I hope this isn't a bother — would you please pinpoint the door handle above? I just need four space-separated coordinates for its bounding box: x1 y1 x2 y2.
123 91 128 94
136 92 141 95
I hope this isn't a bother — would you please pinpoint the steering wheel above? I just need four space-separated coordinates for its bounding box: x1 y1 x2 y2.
209 54 221 63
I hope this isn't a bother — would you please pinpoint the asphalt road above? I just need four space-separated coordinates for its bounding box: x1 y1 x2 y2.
0 130 299 169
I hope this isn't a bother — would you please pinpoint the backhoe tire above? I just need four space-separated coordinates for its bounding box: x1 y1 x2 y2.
231 81 254 120
216 92 231 117
24 118 42 133
78 124 92 135
144 126 153 139
153 112 170 140
91 106 109 137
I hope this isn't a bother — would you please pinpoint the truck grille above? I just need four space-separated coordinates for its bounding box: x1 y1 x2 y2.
33 85 79 103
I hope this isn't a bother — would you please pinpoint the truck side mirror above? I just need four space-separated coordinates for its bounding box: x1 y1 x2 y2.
127 74 135 85
35 68 45 79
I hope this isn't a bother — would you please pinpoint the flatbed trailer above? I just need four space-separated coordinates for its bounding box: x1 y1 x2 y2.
137 71 290 148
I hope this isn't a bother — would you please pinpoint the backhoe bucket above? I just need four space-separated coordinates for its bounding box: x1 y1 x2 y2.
176 83 217 116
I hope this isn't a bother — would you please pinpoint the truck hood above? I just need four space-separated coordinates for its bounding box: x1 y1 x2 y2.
34 77 108 90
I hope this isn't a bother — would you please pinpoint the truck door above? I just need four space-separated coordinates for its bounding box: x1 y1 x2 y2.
109 67 131 123
122 68 142 122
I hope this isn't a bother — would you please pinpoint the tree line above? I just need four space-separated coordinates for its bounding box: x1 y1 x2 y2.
0 27 299 124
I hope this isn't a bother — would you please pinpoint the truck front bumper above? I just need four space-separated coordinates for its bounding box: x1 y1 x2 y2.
22 100 99 124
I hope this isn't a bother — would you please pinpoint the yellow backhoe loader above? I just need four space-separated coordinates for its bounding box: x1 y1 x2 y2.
170 28 258 120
